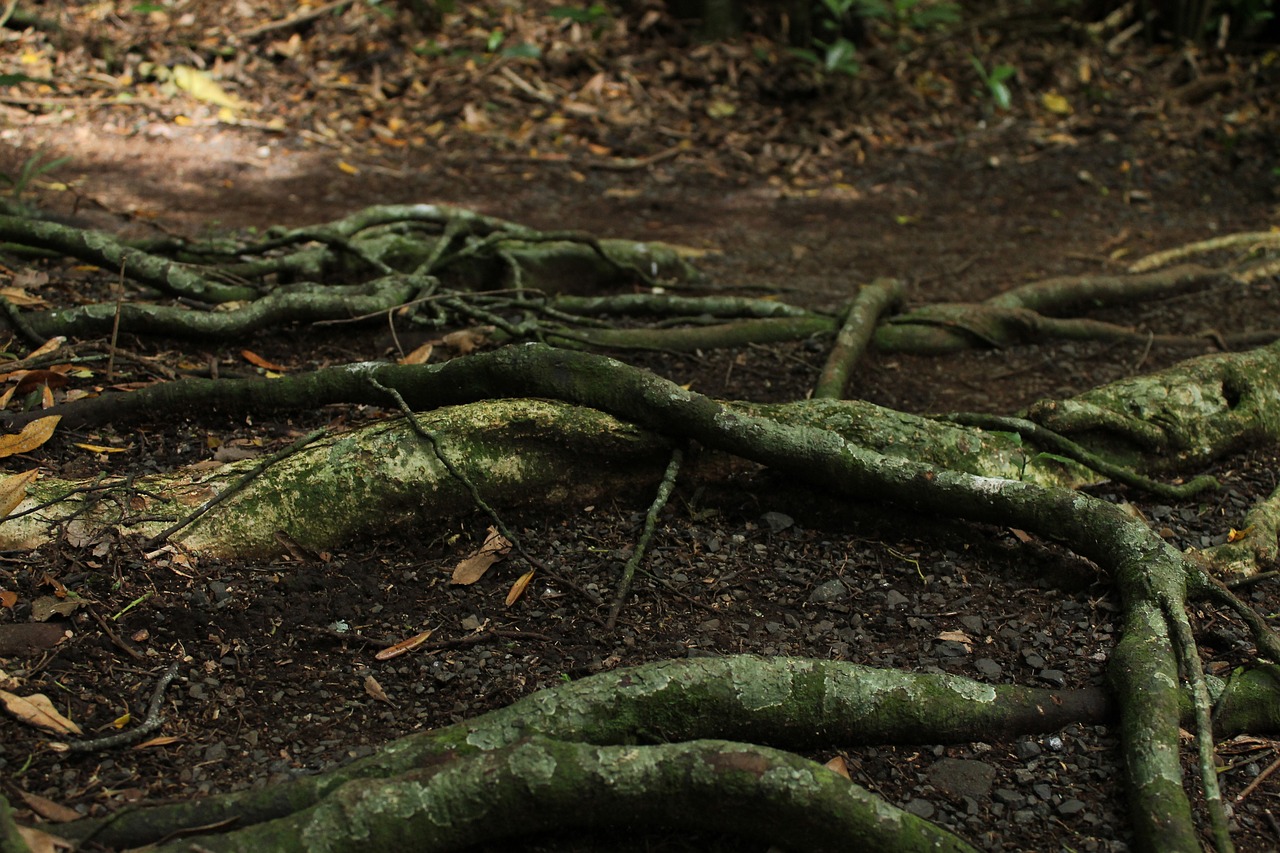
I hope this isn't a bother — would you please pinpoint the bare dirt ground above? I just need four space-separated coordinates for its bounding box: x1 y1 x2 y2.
2 2 1280 850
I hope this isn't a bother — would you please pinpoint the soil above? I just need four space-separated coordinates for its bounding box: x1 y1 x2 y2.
2 2 1280 851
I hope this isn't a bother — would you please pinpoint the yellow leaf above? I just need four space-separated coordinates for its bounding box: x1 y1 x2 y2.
112 712 131 729
0 416 60 458
1040 91 1073 115
73 443 127 454
706 100 736 119
0 469 38 519
505 568 535 606
170 65 249 111
337 160 360 175
1228 526 1253 543
0 689 83 736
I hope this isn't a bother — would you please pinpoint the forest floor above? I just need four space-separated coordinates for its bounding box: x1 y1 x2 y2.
2 1 1280 850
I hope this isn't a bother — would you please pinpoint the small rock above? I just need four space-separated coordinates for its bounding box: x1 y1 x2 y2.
885 590 909 608
904 798 935 819
762 511 794 532
1015 740 1042 760
808 579 848 604
927 758 997 802
1038 669 1067 687
1057 798 1087 816
974 658 1002 678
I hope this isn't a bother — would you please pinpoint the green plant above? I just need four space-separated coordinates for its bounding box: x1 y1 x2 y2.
547 4 610 25
0 153 69 210
969 54 1016 110
791 0 863 76
856 0 960 30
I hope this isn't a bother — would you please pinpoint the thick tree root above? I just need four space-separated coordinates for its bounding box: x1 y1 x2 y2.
52 655 1105 851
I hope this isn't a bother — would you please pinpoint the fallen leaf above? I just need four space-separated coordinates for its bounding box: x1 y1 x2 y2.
25 336 64 359
16 825 72 853
1041 91 1073 115
0 416 60 457
0 468 38 518
399 342 434 365
364 674 392 704
937 630 974 651
0 590 15 608
505 568 536 605
134 735 182 749
451 526 512 584
240 349 289 372
170 64 250 111
824 755 851 779
1228 526 1253 543
337 160 360 175
0 690 83 735
374 629 433 660
442 326 494 355
31 595 83 621
18 790 80 822
13 369 70 396
74 443 128 454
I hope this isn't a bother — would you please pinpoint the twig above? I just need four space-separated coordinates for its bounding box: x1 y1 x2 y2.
368 376 604 610
1235 751 1280 804
1163 598 1234 853
143 429 329 549
63 662 181 752
236 0 354 40
607 447 683 630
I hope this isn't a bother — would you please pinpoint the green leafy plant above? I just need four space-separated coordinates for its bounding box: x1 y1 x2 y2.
791 0 863 77
969 54 1016 110
856 0 960 30
547 4 610 25
0 153 70 211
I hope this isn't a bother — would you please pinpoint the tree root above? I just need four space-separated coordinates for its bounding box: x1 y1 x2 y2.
50 655 1108 851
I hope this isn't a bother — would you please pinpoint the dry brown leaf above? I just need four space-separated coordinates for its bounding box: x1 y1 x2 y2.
0 590 16 608
16 825 73 853
134 735 182 749
442 326 494 355
0 415 60 457
26 336 64 359
937 630 974 651
0 690 83 735
399 341 434 365
824 755 851 779
18 790 81 823
505 568 536 606
450 526 512 584
364 674 392 704
374 629 433 660
240 349 289 372
0 468 38 518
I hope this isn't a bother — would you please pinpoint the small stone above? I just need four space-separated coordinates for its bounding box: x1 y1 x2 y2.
884 590 909 608
927 758 997 802
762 511 794 532
1057 798 1087 816
974 658 1002 678
808 579 848 604
904 798 935 819
1038 669 1067 687
1015 740 1042 760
